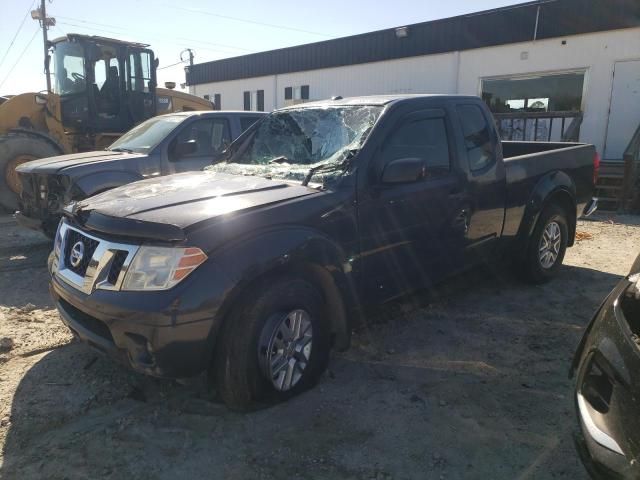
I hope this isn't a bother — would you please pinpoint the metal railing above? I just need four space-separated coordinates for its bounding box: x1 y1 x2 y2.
620 122 640 212
493 111 583 142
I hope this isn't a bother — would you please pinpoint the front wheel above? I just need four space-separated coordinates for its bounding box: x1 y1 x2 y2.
521 204 569 284
213 276 330 410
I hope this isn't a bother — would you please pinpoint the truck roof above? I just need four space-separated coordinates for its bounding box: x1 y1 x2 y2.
280 94 481 110
50 33 150 49
159 110 269 118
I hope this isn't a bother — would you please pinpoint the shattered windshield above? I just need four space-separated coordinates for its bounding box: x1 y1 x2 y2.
108 115 185 153
206 106 383 185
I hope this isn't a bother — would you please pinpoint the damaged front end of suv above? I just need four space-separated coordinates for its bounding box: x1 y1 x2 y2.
571 254 640 479
17 173 73 236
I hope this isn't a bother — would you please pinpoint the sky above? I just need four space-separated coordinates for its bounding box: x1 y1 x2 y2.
0 0 524 97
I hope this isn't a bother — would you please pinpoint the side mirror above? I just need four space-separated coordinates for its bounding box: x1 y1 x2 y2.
381 157 425 184
173 139 198 158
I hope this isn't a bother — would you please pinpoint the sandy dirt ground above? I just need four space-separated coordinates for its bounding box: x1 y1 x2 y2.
1 213 639 480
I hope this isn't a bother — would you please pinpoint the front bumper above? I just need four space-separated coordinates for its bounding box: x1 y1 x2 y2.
47 215 237 380
50 273 221 378
572 279 640 478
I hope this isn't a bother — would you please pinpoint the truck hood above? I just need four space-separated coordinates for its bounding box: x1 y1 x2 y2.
16 150 147 175
71 171 318 241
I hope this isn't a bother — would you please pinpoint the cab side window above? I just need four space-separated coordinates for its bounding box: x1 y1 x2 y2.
240 116 262 132
381 117 450 178
457 104 495 171
174 119 231 158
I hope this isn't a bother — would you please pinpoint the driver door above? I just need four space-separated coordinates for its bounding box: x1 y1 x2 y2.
164 118 232 174
357 109 467 301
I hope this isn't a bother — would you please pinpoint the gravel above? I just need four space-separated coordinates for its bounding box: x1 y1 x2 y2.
1 212 638 479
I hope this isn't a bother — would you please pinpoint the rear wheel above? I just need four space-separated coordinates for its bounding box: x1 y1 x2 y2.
213 276 330 410
521 204 569 283
0 134 62 212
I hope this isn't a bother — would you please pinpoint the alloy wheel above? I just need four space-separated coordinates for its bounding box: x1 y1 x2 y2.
539 221 562 269
259 309 313 392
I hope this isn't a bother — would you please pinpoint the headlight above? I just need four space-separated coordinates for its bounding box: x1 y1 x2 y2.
122 246 207 291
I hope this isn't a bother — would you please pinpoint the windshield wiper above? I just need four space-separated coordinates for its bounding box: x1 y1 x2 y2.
110 147 134 153
301 149 358 187
268 156 290 164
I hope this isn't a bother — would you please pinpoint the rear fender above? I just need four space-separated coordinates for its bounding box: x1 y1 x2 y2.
211 227 358 351
517 171 577 249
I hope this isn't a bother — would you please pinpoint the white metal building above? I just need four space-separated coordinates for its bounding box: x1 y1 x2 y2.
188 0 640 161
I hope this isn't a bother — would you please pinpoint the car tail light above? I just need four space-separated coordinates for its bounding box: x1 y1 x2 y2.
593 151 601 185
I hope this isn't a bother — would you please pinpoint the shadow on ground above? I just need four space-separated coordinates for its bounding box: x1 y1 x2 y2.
0 215 52 309
1 262 618 479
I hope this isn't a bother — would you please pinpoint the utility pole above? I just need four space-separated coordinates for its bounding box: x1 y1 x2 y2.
31 0 56 92
181 48 194 68
180 48 194 88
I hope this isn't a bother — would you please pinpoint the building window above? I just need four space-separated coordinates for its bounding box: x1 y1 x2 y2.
284 85 310 102
256 90 264 112
481 71 585 114
482 71 586 141
214 93 221 110
243 90 264 111
243 91 250 111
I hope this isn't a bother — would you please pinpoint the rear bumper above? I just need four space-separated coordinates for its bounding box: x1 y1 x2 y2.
583 197 598 217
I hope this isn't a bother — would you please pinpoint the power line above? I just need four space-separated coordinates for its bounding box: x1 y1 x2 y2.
0 27 41 91
55 21 251 56
56 16 253 53
158 60 187 70
156 3 332 38
0 0 36 71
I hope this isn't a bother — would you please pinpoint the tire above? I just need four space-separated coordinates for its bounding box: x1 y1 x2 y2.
0 133 62 212
520 204 569 284
213 276 330 411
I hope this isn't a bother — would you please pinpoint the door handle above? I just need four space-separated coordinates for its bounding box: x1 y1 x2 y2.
454 209 470 234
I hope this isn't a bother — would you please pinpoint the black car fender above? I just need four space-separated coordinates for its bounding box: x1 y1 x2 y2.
571 256 640 378
517 170 578 249
209 226 358 351
72 170 145 199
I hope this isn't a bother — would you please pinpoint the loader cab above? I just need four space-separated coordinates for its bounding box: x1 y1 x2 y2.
51 34 158 135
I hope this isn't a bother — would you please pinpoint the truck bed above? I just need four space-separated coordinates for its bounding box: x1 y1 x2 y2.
502 141 596 238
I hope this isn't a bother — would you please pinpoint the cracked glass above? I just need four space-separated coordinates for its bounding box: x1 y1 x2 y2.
206 106 383 186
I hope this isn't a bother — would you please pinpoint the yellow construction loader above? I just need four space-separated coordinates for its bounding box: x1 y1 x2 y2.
0 33 212 211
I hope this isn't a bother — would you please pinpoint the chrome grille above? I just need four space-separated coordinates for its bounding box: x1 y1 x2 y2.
54 221 139 295
63 229 99 276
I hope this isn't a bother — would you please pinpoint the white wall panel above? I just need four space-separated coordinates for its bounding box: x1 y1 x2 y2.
458 28 640 155
190 28 640 156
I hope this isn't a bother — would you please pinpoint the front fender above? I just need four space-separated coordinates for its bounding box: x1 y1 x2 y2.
210 226 358 350
517 170 577 245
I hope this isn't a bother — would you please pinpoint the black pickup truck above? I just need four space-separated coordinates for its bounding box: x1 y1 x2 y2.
15 110 266 236
48 95 598 409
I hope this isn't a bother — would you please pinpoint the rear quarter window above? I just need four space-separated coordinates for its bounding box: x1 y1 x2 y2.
457 104 495 171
